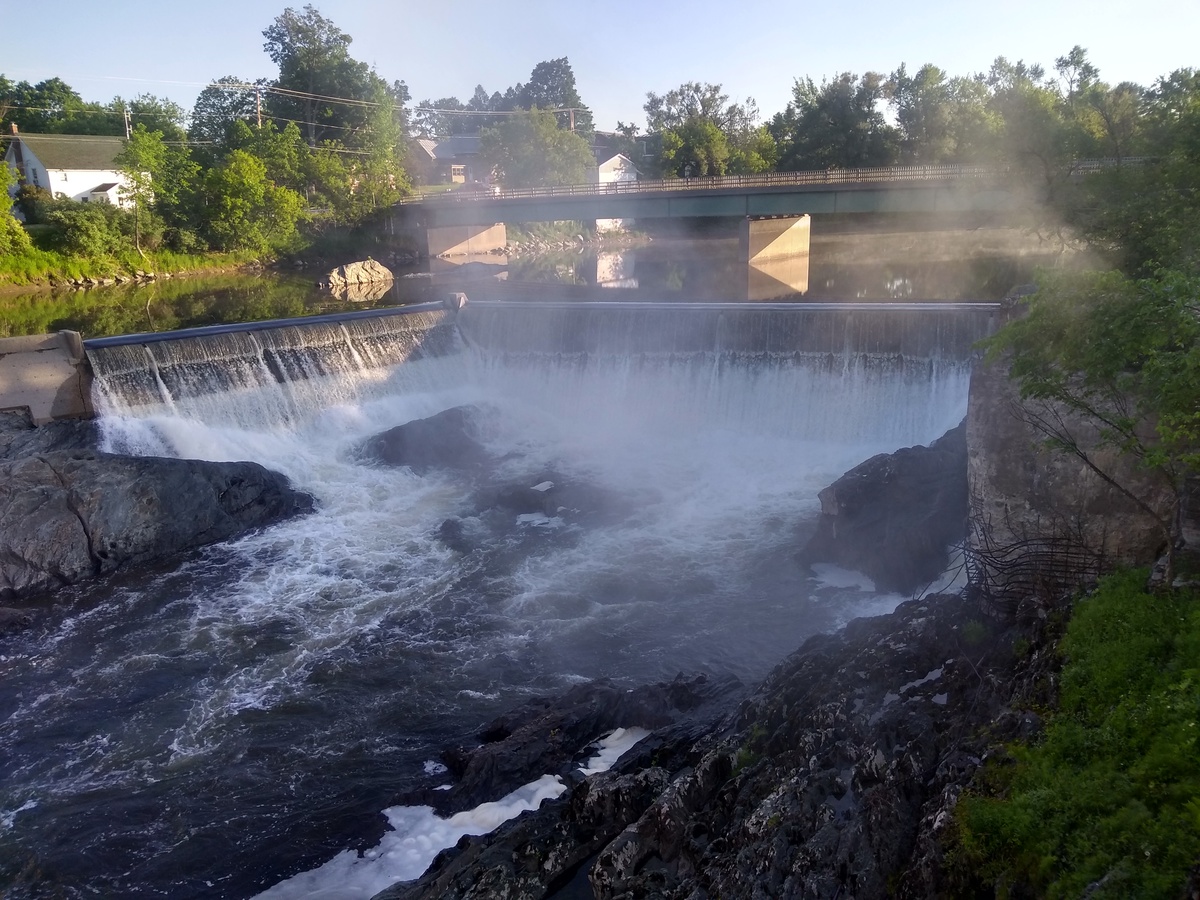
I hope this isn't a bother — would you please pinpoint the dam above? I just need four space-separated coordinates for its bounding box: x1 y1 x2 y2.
0 298 995 898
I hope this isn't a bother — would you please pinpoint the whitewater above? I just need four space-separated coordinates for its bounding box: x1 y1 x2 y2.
0 302 983 898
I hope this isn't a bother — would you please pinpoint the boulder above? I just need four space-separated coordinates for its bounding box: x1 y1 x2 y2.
359 406 490 473
0 449 312 602
800 422 968 593
319 258 395 299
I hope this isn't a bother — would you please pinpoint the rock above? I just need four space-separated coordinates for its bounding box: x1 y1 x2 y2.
0 606 33 636
800 422 968 593
0 415 100 461
0 449 313 602
432 674 741 812
359 406 490 473
371 674 743 900
372 592 1055 900
319 258 395 299
967 353 1175 609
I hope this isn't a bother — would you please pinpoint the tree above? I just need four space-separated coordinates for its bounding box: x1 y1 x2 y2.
517 58 593 136
262 5 404 150
772 73 898 170
116 124 167 253
190 77 263 148
413 96 469 138
0 77 87 133
987 269 1200 583
203 149 305 252
1059 68 1200 275
479 108 594 188
643 82 767 177
886 64 954 163
0 160 32 257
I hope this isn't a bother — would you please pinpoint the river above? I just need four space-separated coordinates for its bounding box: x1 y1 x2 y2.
0 231 1030 898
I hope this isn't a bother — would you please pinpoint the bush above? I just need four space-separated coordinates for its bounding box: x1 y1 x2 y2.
0 213 33 256
44 202 127 258
950 571 1200 898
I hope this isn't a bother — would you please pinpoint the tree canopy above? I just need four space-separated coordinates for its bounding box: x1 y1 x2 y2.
479 108 594 189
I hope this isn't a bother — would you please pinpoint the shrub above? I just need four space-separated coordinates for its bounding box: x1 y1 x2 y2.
950 571 1200 898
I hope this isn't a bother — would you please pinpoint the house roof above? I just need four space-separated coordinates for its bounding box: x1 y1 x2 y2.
431 135 481 159
11 134 126 171
90 182 120 192
412 138 438 160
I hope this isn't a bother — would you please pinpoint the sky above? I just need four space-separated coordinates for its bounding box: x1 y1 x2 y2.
2 0 1197 132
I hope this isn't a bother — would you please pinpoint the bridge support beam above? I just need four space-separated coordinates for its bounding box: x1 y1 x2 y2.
0 332 93 424
425 223 507 258
740 214 811 263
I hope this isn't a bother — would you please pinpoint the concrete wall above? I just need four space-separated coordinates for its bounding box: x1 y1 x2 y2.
741 215 811 262
425 223 507 257
0 332 93 424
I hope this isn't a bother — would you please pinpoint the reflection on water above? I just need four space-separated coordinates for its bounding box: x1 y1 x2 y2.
0 228 1059 340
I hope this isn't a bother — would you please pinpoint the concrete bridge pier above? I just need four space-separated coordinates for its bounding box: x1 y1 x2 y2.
425 223 507 257
740 214 811 263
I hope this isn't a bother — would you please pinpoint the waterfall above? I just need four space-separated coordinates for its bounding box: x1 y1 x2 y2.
85 309 461 435
1 301 992 899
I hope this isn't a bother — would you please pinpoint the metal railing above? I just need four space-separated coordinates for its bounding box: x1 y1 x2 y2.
397 158 1153 206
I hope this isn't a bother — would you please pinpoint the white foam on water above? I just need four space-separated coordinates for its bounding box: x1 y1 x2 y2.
577 726 650 776
812 564 877 592
255 727 648 899
3 308 979 895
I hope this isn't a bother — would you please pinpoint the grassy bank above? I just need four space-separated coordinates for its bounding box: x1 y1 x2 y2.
950 570 1200 898
0 246 265 287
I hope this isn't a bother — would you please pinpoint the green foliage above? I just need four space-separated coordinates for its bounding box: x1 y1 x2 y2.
1059 68 1200 276
412 57 592 140
771 72 898 170
643 82 768 178
202 149 306 252
44 201 127 257
116 124 168 251
986 269 1200 476
951 571 1200 898
480 108 594 188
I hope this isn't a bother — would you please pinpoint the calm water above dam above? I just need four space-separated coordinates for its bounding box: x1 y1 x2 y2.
0 226 1052 340
0 238 1007 897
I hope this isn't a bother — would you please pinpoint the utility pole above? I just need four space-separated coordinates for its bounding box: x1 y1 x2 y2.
123 107 132 139
256 87 262 129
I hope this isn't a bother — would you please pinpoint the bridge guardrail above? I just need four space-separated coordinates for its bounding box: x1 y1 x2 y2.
398 158 1154 206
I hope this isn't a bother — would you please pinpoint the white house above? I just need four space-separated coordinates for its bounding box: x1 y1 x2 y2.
4 126 133 218
589 152 638 232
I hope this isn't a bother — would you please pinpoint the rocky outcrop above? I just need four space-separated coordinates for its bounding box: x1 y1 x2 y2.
429 674 742 813
359 406 491 473
371 591 1056 900
966 355 1176 607
800 422 968 593
319 258 395 301
0 415 312 603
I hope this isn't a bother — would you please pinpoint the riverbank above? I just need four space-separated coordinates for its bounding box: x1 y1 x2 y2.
0 245 267 290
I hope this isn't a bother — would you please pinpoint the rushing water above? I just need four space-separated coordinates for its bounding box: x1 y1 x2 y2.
0 302 987 898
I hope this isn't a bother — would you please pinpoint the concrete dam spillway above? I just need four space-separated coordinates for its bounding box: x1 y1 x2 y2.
1 299 995 899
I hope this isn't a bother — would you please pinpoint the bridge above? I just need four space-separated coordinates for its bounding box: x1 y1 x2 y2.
389 163 1034 258
394 164 1025 227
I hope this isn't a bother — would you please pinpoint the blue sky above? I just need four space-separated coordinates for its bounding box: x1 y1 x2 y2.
2 0 1196 131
